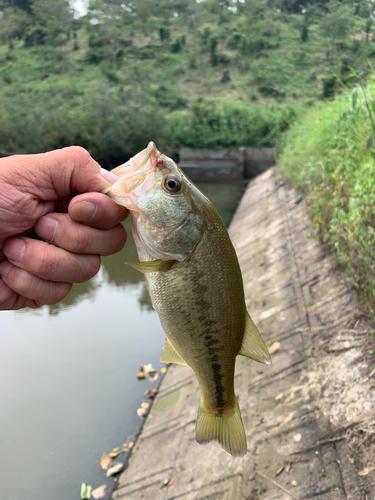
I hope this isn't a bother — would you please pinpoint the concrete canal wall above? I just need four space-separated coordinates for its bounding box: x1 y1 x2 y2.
110 168 375 500
178 147 275 182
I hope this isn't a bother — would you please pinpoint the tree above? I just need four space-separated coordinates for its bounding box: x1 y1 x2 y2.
0 6 32 54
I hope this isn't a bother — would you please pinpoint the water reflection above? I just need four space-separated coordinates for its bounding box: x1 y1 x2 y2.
0 182 245 500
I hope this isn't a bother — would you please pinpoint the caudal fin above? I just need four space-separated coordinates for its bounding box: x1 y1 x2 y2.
195 398 247 458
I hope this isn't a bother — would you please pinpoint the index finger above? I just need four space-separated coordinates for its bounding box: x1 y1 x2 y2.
68 192 129 229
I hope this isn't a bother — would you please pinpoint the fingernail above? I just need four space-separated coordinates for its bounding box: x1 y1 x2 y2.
5 239 26 264
70 201 97 222
101 167 119 184
35 216 58 243
0 260 13 278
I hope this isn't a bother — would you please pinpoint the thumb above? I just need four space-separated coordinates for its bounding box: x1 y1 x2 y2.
1 146 119 201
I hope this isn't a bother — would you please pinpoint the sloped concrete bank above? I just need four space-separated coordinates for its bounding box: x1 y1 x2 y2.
111 168 375 500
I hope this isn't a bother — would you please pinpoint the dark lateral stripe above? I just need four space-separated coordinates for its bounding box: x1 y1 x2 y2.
211 361 225 408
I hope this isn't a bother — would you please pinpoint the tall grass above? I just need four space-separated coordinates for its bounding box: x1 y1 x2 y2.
280 76 375 315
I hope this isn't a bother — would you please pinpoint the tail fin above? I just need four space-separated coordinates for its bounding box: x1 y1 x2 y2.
195 398 247 458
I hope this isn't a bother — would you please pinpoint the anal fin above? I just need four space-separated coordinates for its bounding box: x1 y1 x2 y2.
239 311 272 365
160 338 187 366
126 259 173 273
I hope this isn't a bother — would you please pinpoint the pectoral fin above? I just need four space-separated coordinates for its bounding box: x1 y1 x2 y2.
126 260 173 273
239 312 272 365
160 338 187 366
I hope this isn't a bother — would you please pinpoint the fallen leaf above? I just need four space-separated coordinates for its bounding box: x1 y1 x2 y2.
91 484 107 499
100 453 111 470
128 442 134 451
109 447 122 458
285 463 292 474
336 460 341 464
293 433 301 442
268 342 281 354
161 367 167 373
80 483 92 499
291 480 297 486
168 477 177 486
137 371 147 379
144 388 157 398
106 462 124 477
141 363 155 374
148 371 160 383
349 458 354 464
137 408 147 417
141 402 149 409
275 466 284 476
358 468 369 476
275 393 283 401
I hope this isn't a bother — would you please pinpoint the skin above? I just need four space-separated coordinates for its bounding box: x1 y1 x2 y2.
0 146 129 310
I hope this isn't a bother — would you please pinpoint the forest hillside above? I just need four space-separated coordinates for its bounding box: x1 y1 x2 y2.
1 0 375 164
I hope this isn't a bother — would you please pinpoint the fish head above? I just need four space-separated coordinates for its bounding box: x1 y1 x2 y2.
105 142 209 261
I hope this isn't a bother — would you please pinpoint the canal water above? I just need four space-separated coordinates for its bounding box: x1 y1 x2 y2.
0 183 245 500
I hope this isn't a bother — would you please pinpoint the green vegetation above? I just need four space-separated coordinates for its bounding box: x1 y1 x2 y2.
1 0 375 163
280 76 375 315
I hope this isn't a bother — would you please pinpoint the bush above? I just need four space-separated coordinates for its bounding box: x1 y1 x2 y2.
167 99 300 149
280 78 375 314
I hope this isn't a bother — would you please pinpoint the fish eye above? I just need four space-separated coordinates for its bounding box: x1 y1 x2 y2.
164 176 181 193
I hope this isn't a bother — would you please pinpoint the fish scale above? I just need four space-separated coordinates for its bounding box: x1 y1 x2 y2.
104 142 271 457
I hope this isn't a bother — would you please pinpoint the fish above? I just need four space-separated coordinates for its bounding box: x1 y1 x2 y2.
103 142 271 457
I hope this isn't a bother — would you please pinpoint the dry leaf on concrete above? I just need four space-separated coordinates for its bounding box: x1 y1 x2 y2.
291 480 297 486
168 477 177 486
109 447 122 458
106 462 124 477
285 463 292 474
348 458 354 464
275 466 284 476
100 453 111 470
268 342 281 354
91 484 107 499
358 468 369 476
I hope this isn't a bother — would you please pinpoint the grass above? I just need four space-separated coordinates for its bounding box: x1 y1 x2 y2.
279 75 375 316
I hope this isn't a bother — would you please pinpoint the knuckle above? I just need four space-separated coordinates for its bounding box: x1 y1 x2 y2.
42 283 72 305
77 255 101 282
103 225 127 256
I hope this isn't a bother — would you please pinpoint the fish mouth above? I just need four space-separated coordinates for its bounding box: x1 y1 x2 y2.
101 142 164 207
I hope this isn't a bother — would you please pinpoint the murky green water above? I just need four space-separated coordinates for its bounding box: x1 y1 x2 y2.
0 183 245 500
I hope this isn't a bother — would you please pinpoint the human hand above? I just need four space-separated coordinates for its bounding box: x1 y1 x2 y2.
0 146 128 310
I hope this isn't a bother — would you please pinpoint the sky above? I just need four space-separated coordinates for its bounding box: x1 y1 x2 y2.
69 0 89 18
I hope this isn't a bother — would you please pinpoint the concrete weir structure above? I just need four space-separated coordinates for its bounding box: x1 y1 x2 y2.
110 168 375 500
178 147 275 182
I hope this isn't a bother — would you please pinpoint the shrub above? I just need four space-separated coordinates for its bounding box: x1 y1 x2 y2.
280 77 375 314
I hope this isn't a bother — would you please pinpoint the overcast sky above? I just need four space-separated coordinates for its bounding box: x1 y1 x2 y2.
69 0 89 18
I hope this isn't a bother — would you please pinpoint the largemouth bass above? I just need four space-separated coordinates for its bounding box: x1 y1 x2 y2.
104 142 271 457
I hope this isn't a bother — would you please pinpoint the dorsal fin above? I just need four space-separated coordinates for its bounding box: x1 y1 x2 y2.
239 312 271 365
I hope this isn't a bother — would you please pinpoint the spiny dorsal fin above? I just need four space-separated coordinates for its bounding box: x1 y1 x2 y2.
239 312 272 365
160 338 187 366
126 260 173 273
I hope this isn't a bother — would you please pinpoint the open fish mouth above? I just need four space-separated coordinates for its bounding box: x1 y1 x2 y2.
102 142 162 196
